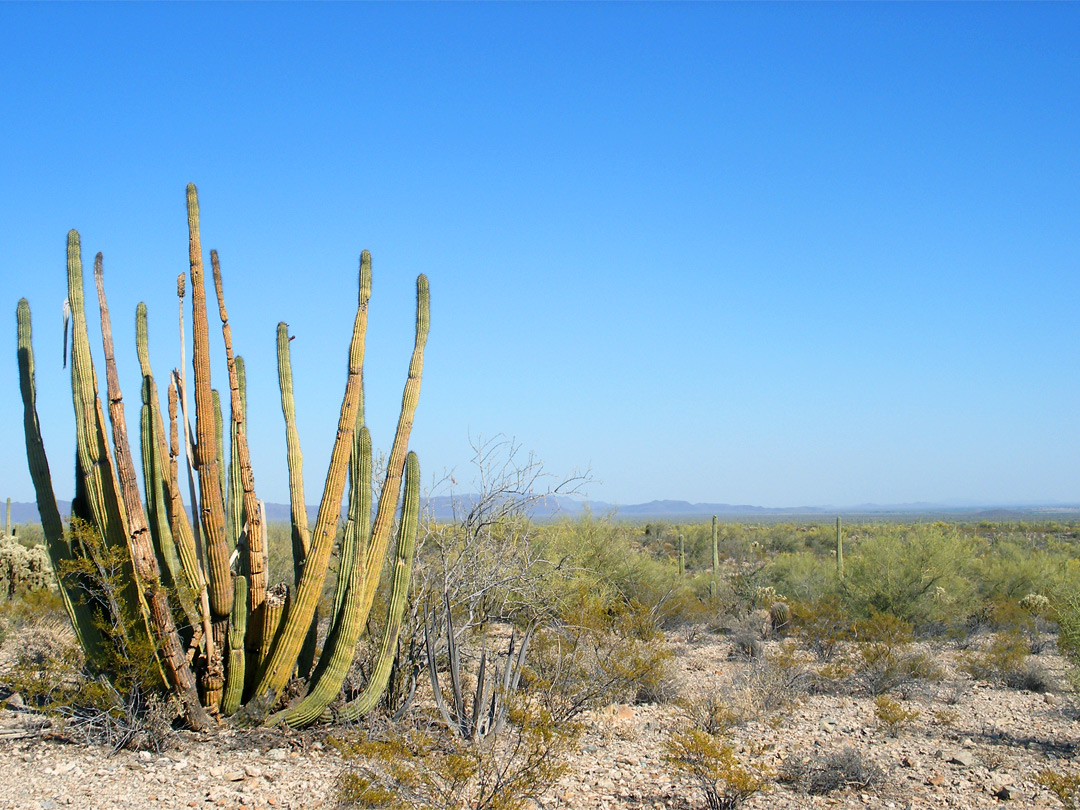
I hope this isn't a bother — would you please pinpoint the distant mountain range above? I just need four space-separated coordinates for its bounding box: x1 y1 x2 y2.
5 497 1080 526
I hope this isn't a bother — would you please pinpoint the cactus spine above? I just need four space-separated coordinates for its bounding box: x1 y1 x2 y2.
836 516 844 581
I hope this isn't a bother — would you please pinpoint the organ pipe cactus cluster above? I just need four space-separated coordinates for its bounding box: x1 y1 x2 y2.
16 184 429 729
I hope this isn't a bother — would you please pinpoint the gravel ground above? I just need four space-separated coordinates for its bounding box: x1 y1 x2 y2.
1 627 1077 810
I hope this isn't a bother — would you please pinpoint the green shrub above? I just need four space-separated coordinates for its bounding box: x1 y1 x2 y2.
335 702 575 810
663 727 771 810
842 525 975 629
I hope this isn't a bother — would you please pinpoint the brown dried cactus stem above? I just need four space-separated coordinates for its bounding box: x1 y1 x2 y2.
92 253 211 731
210 250 265 615
186 184 233 621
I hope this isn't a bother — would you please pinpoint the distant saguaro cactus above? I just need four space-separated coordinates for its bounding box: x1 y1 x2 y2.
17 184 429 729
836 516 844 581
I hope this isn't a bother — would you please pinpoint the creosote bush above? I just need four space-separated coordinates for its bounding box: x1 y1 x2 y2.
663 727 771 810
334 702 576 810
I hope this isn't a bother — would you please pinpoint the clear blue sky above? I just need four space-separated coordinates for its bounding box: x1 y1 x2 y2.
2 3 1078 509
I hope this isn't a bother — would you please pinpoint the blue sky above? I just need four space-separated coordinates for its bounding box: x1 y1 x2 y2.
2 3 1078 509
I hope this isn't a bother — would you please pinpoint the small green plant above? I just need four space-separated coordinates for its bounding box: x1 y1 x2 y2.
791 595 855 663
873 695 919 737
663 727 771 809
1038 768 1080 810
931 707 958 726
335 702 575 810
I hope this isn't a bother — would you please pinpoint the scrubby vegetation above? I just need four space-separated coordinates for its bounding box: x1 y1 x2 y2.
3 503 1080 805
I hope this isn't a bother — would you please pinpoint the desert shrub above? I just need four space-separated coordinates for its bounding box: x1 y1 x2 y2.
791 595 855 662
873 695 919 737
663 727 771 810
779 747 884 795
842 525 974 629
523 610 676 722
724 641 810 724
812 612 940 697
335 702 575 810
958 629 1055 692
1 520 180 751
764 552 836 604
1039 768 1080 810
970 540 1061 603
678 693 740 736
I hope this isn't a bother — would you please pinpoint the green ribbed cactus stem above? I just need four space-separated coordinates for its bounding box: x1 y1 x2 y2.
836 516 844 581
276 322 318 677
17 298 105 665
268 425 376 728
358 273 428 618
678 534 685 577
333 451 420 724
770 601 790 632
246 261 428 722
221 574 248 716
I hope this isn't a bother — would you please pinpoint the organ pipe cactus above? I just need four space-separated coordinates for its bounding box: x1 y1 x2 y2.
16 184 428 729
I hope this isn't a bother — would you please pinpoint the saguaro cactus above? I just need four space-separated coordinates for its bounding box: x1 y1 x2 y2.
17 184 428 729
836 516 844 581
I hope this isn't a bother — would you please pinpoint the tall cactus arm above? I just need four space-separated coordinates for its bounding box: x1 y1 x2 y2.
17 298 105 664
213 389 226 513
242 253 374 720
168 377 215 661
221 574 248 716
186 184 233 621
277 322 318 677
212 251 265 615
268 425 372 728
276 322 311 586
93 254 212 731
67 234 152 645
359 274 429 617
137 303 199 628
226 357 247 556
334 451 420 724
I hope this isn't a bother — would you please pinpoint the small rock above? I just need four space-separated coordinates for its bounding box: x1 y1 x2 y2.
948 751 975 767
266 748 287 762
4 693 25 709
226 770 245 782
244 765 262 779
993 784 1016 800
901 755 919 768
